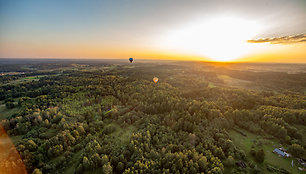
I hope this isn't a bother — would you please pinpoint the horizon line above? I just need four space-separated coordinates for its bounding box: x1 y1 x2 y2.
0 57 306 65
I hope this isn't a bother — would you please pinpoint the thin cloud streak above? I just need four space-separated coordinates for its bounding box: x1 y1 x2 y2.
248 34 306 44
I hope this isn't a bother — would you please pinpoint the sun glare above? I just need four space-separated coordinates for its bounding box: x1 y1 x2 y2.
162 16 264 62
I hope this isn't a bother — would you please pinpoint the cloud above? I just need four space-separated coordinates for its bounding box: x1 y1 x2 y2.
247 34 306 44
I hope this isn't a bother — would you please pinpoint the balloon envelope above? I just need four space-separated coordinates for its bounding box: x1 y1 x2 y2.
129 58 133 63
153 77 159 83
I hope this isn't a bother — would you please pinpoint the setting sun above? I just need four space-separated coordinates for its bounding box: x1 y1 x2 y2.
161 16 264 62
0 0 305 63
0 1 306 173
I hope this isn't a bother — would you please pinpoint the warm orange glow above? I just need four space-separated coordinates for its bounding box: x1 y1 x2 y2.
0 125 27 174
1 39 306 63
1 28 305 63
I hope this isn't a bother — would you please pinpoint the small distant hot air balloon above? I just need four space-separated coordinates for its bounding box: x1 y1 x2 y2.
153 77 159 83
129 58 134 63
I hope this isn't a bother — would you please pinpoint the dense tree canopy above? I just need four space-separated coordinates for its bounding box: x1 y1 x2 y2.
0 61 305 173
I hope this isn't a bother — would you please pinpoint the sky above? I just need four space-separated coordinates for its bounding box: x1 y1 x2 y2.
0 0 305 63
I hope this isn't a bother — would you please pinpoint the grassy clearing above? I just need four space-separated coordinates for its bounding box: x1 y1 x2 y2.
229 128 257 152
43 129 58 139
208 82 216 88
229 128 304 174
107 123 136 143
1 75 47 86
83 169 104 174
21 75 47 81
0 104 21 120
63 150 83 174
293 124 306 146
218 75 253 89
10 135 23 144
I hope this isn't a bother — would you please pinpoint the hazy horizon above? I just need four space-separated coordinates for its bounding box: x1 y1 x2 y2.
1 57 306 64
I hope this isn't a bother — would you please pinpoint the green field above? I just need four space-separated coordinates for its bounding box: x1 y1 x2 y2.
0 75 48 86
15 75 47 83
294 124 306 146
217 74 256 90
0 103 21 120
105 122 137 143
229 128 304 174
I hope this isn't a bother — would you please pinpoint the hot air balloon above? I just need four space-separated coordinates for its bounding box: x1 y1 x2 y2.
129 58 134 63
153 77 159 83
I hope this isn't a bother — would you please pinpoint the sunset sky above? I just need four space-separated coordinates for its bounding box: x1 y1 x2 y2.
0 0 305 62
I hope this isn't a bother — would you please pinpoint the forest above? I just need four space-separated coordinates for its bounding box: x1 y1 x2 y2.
0 59 305 174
